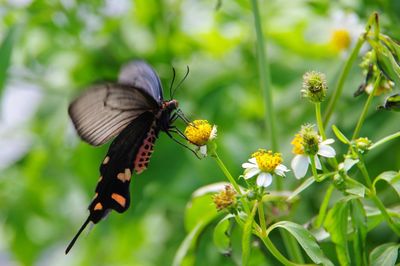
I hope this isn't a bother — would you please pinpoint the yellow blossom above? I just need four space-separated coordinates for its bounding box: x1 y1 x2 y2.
184 120 213 146
251 149 283 173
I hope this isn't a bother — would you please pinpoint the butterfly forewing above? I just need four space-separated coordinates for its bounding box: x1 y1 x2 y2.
118 61 164 103
68 83 159 146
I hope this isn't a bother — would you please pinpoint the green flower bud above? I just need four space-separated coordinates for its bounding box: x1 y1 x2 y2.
353 137 372 154
300 124 320 155
301 71 328 103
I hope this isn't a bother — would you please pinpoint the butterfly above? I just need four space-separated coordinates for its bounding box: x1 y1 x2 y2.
65 61 187 254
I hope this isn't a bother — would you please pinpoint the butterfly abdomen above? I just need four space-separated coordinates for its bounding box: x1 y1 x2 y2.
134 124 158 174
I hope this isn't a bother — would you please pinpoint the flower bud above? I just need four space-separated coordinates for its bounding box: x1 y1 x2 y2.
301 71 328 103
212 185 237 211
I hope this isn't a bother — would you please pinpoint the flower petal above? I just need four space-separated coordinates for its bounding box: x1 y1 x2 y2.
256 172 272 187
343 158 359 171
321 138 335 145
200 145 207 156
244 167 260 179
241 162 257 169
291 155 309 179
314 156 322 169
275 164 290 177
318 144 336 158
249 157 257 164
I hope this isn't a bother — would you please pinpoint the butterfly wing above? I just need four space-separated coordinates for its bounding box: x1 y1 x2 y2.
66 111 158 254
118 60 164 104
68 83 159 146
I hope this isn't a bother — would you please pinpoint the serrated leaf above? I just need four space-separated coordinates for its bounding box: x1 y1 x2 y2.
332 125 351 144
324 199 351 265
213 214 234 255
370 243 400 266
268 221 334 266
372 171 400 197
350 199 368 266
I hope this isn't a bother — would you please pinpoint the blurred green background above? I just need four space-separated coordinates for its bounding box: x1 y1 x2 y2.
0 0 399 265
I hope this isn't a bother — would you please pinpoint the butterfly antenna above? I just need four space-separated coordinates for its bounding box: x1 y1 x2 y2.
165 130 201 159
65 216 91 254
169 67 177 100
172 65 190 98
177 109 192 125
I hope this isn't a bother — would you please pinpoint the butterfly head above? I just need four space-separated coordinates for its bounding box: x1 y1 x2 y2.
162 99 179 111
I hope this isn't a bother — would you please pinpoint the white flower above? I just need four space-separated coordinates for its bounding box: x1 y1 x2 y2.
242 150 290 188
291 138 336 179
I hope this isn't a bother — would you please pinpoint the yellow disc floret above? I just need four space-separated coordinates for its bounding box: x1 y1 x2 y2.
291 134 304 155
184 120 212 146
252 149 282 173
331 29 351 51
212 185 236 211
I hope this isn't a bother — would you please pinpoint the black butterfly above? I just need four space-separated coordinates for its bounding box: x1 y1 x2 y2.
66 61 185 254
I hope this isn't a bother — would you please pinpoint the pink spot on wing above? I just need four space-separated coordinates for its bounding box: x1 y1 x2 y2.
134 128 156 174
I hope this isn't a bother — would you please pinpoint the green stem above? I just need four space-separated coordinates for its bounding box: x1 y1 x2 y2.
250 0 278 153
369 131 400 150
309 155 320 182
370 194 400 236
352 74 382 140
315 103 326 140
213 152 251 214
357 157 372 188
323 38 365 127
315 183 335 228
258 201 267 237
255 231 312 266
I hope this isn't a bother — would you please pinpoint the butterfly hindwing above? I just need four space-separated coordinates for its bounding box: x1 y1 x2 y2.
89 111 157 222
65 112 157 254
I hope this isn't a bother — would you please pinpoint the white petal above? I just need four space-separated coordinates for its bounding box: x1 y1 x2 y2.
249 157 257 164
209 125 217 140
256 172 272 187
200 145 207 156
242 162 257 169
343 158 359 171
291 155 309 179
274 164 290 177
314 156 322 169
318 144 336 158
244 168 260 179
321 138 335 145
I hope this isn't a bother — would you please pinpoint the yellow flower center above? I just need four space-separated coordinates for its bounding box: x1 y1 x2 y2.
291 134 304 155
330 29 351 51
184 120 212 146
252 149 282 173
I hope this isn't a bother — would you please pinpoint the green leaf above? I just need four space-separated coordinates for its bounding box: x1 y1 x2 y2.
372 40 400 87
173 222 204 266
175 185 222 266
324 198 351 266
332 125 351 144
0 26 16 97
185 186 220 231
350 199 368 266
287 176 315 202
369 243 400 266
242 204 257 266
345 179 366 198
372 171 400 197
268 221 334 266
213 214 234 255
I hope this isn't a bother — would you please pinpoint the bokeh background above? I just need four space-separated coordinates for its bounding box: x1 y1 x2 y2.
0 0 399 265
